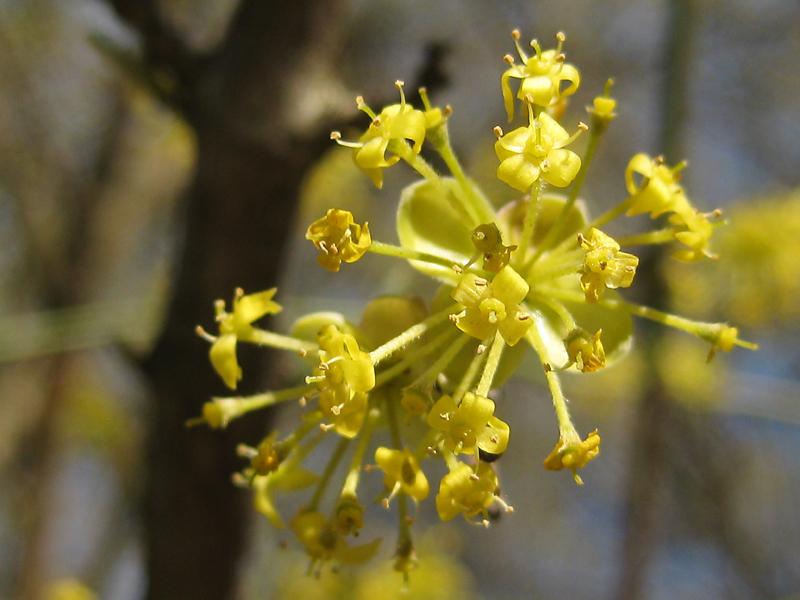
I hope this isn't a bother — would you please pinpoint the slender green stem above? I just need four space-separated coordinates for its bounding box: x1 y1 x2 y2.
526 323 577 438
390 139 439 181
545 195 632 260
617 228 675 246
453 339 488 403
368 241 487 276
587 196 632 230
514 181 542 267
429 124 495 224
307 436 350 511
475 331 505 397
537 285 758 349
374 326 456 387
409 332 470 389
530 127 602 262
192 384 314 428
526 295 576 332
385 395 413 580
341 409 377 498
245 329 319 354
370 305 458 365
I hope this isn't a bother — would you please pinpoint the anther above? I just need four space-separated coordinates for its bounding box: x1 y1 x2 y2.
493 125 504 139
194 325 216 343
511 29 521 40
470 473 480 481
236 444 257 459
503 53 515 65
319 423 335 432
298 396 307 407
476 344 487 355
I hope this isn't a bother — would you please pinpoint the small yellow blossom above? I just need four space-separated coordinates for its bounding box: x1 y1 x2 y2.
426 393 509 457
543 429 601 485
625 153 689 218
334 494 365 536
250 432 284 475
471 223 517 272
306 209 372 272
579 228 639 303
501 30 581 120
564 328 606 372
333 82 427 189
311 325 375 438
436 462 498 522
704 323 758 362
291 510 380 565
451 265 532 346
374 447 429 502
668 207 718 262
494 112 586 191
588 78 617 127
203 288 282 389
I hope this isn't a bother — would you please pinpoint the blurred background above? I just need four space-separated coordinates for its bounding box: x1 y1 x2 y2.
1 0 799 598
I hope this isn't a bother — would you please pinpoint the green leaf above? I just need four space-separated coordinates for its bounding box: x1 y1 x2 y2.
496 194 588 258
397 178 475 283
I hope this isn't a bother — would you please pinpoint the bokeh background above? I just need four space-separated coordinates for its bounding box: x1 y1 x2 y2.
1 0 799 598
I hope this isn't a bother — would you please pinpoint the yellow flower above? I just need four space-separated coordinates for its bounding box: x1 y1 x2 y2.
703 323 758 362
668 207 718 262
579 228 639 303
625 153 690 218
435 462 498 521
588 79 617 131
471 223 517 273
306 209 371 272
451 265 532 346
494 112 586 191
291 510 380 565
564 328 606 372
332 81 427 189
202 288 282 389
334 494 365 536
374 447 429 502
543 429 601 485
426 393 509 457
311 325 375 438
501 30 581 120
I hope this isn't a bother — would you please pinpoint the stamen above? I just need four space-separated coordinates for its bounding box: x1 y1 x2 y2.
418 86 432 111
319 423 335 432
330 131 363 149
236 444 258 459
511 29 528 62
395 80 406 106
355 95 377 119
194 325 217 343
555 31 566 54
305 375 326 384
493 125 504 139
556 122 589 148
530 38 543 61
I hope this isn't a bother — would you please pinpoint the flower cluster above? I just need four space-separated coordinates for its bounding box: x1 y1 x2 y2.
193 30 756 578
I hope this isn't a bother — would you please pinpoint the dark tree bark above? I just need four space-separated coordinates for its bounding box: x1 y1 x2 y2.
103 2 347 598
